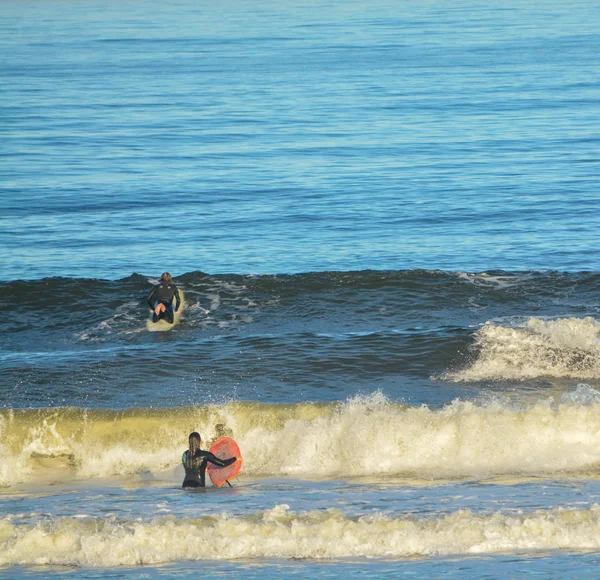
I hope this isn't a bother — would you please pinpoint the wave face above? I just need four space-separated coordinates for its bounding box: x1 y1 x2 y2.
4 270 600 324
3 269 600 409
3 504 600 566
4 388 600 487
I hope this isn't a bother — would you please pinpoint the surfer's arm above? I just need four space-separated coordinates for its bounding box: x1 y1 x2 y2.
204 452 236 468
147 286 157 309
174 286 181 312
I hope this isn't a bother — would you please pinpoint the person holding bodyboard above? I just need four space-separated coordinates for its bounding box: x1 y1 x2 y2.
147 272 181 324
182 432 239 488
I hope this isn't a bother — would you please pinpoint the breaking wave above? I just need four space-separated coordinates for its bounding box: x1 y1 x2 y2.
4 387 600 486
447 317 600 381
3 504 600 566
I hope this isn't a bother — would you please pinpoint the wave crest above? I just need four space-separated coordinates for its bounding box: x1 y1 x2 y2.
4 389 600 485
3 505 600 566
447 317 600 381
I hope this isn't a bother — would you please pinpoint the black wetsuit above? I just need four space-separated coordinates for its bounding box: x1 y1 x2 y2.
147 282 181 323
182 449 236 488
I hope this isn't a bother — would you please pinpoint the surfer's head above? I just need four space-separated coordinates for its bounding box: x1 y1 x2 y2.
160 272 172 283
188 432 201 455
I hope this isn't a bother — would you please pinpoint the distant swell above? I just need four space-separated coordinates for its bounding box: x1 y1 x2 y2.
3 269 600 316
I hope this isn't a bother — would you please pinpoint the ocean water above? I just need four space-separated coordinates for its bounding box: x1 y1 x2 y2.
2 0 600 577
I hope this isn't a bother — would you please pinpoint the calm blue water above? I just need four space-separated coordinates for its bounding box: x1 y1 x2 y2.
3 0 600 279
2 0 600 577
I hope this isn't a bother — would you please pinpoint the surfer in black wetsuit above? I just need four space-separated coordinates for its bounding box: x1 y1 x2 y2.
182 432 237 488
147 272 181 323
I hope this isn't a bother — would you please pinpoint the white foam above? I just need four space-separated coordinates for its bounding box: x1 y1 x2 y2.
5 389 600 486
76 301 142 341
3 505 600 566
456 272 532 289
447 316 600 381
240 390 600 480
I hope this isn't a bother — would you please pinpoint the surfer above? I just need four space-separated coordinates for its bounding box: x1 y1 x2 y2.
147 272 181 323
182 432 237 488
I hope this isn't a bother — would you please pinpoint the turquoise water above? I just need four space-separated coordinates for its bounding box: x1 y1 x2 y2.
2 0 600 577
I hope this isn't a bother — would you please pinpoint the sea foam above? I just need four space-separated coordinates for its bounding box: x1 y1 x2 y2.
3 388 600 486
3 504 600 566
447 316 600 381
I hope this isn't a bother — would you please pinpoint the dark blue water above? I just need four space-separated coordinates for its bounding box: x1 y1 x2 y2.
2 0 600 576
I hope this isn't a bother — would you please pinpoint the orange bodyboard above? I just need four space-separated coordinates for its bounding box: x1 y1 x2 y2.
207 437 243 487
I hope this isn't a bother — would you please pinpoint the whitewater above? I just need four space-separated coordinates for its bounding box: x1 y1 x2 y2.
4 387 600 488
5 505 600 567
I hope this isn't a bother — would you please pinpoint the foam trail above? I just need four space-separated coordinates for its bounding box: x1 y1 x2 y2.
3 505 600 566
447 317 600 381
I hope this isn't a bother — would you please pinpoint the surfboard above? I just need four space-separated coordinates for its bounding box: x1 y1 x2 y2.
207 437 243 487
146 291 184 331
